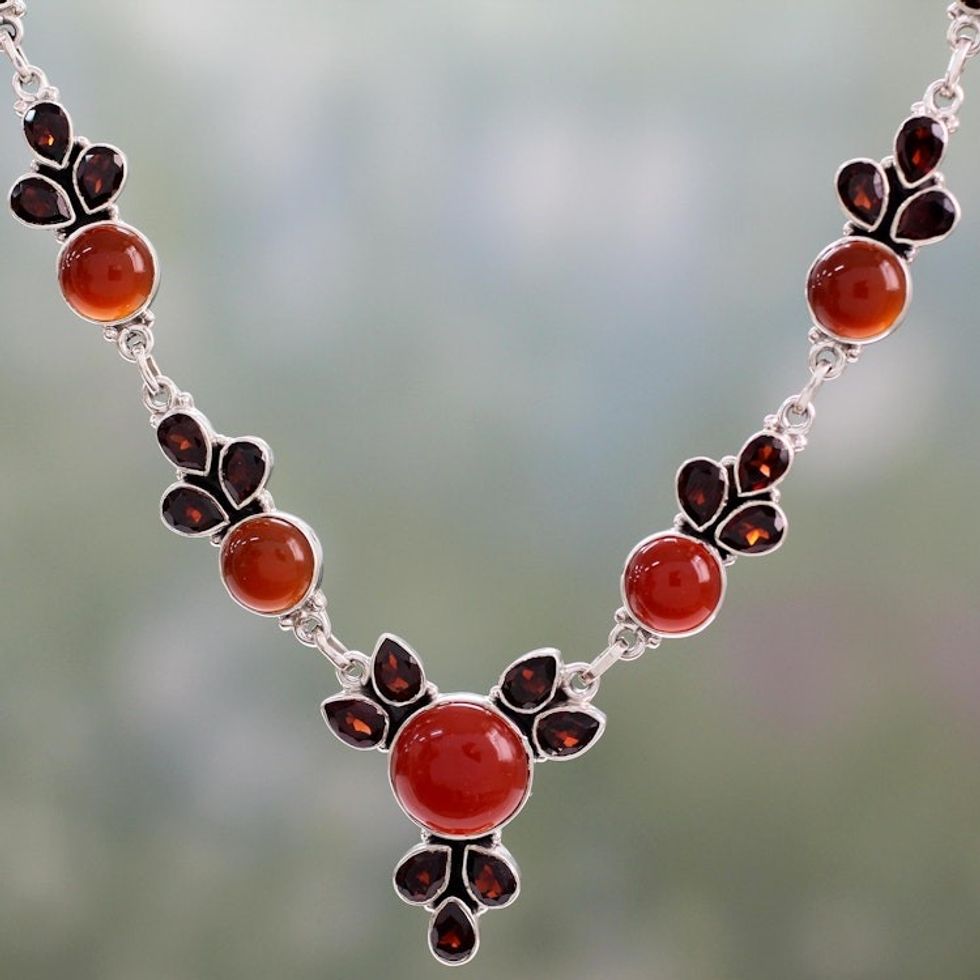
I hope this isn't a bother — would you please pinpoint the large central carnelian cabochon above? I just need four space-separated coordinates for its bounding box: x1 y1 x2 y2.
806 238 908 342
220 515 318 616
58 222 157 323
390 701 531 837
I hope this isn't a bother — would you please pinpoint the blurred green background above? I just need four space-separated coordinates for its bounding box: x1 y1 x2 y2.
2 2 979 978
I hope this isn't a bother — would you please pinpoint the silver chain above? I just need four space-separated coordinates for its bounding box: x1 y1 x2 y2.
3 2 975 699
918 6 980 129
0 2 58 113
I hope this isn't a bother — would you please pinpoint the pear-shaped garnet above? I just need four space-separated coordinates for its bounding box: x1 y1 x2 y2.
221 441 267 506
394 848 450 904
717 503 786 555
535 709 603 758
158 413 210 471
76 145 126 210
500 653 558 711
10 176 73 226
161 486 226 535
836 159 886 226
893 189 958 243
466 850 518 907
373 637 424 703
737 433 792 494
23 102 72 164
430 900 478 965
677 458 727 527
322 697 387 749
895 116 947 185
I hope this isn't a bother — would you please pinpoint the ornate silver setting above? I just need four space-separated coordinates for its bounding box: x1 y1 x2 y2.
321 635 606 964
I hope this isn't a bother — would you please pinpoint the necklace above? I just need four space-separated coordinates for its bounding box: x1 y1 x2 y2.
3 1 979 967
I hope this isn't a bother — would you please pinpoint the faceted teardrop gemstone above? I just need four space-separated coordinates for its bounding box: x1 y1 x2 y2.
390 700 531 837
499 652 559 711
717 503 786 556
58 223 157 323
465 849 519 907
623 534 725 636
534 708 605 759
893 188 959 244
23 101 72 165
219 514 319 616
895 116 947 185
836 159 887 227
806 238 909 343
157 412 211 471
75 144 126 211
676 457 727 528
394 847 450 904
220 441 268 507
373 636 425 704
322 696 388 749
161 486 227 536
9 176 73 226
430 900 479 965
737 433 793 494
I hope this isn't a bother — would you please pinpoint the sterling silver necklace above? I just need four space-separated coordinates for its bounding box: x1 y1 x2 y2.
3 1 979 966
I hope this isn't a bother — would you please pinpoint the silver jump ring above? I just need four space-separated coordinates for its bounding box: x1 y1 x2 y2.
117 323 155 362
142 376 178 416
0 16 24 48
949 16 980 58
562 661 601 702
808 341 847 380
924 78 965 118
336 652 371 689
776 395 816 435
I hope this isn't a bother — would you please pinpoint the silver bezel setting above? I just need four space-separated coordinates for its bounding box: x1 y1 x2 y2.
805 236 913 347
834 157 890 232
620 530 728 640
159 481 228 539
428 897 480 968
387 693 535 842
675 456 729 531
734 430 795 497
890 183 963 247
24 100 73 168
391 841 453 909
71 141 128 215
8 172 75 230
462 842 521 910
56 219 161 327
893 114 949 189
370 632 431 708
531 703 607 762
321 692 390 752
715 500 789 558
217 436 274 509
156 406 216 474
493 648 561 714
218 511 324 618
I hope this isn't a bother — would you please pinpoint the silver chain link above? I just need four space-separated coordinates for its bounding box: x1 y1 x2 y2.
0 3 58 113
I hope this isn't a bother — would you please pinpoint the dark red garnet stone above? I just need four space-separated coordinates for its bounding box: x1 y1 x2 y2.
895 116 946 184
430 901 477 964
467 851 518 907
500 655 557 710
395 849 449 904
323 698 386 748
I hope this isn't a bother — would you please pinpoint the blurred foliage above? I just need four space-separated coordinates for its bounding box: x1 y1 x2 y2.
1 2 979 978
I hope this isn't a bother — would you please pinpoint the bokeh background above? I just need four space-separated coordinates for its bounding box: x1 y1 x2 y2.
2 2 979 978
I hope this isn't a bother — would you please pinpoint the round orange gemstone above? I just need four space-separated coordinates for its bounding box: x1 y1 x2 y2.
58 222 156 323
220 515 319 616
806 238 908 343
623 534 725 636
390 700 531 838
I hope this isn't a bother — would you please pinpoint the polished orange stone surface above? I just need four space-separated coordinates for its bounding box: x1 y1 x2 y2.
390 700 531 838
623 534 724 635
220 515 318 615
58 223 156 323
806 238 908 342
